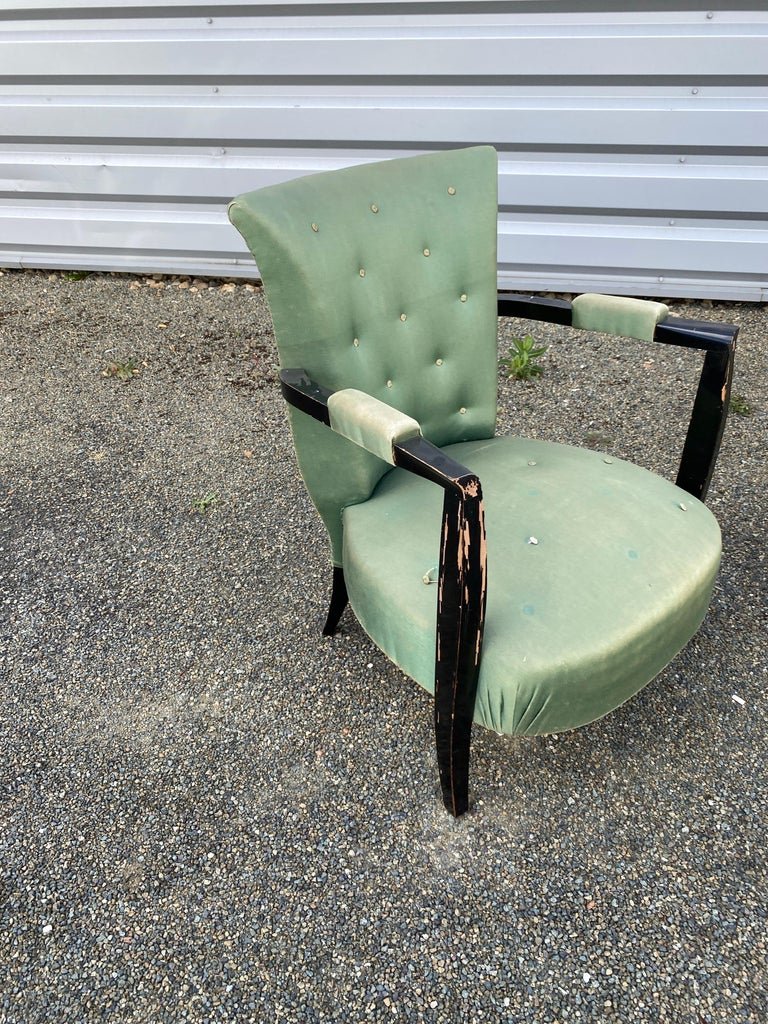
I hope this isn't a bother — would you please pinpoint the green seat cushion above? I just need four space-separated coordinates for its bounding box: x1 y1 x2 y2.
342 437 721 736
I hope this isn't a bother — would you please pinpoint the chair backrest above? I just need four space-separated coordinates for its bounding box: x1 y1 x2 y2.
229 146 499 564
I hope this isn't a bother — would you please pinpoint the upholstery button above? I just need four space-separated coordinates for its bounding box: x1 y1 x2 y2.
435 358 443 366
423 248 430 257
359 268 366 277
603 457 613 464
527 460 537 466
370 203 379 213
447 186 456 196
399 313 407 322
679 502 688 511
353 337 360 347
386 380 393 388
459 407 467 415
460 293 467 302
311 223 319 232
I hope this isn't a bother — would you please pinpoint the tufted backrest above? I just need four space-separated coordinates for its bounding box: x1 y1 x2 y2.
228 146 499 564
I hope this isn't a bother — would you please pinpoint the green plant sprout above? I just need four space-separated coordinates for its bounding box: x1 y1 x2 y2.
729 394 752 416
191 492 219 515
499 335 547 381
103 357 140 381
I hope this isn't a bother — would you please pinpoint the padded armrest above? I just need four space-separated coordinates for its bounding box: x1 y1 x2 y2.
571 293 669 342
280 369 476 490
497 291 738 501
327 388 422 465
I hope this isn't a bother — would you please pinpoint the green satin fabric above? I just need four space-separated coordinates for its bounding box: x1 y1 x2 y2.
342 437 721 736
328 389 422 466
229 146 499 564
572 293 670 343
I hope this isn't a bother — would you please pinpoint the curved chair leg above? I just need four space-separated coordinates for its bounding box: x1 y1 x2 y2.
322 566 349 636
434 484 487 817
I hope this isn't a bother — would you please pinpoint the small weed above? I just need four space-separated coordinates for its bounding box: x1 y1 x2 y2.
729 394 752 416
584 431 615 450
499 335 547 381
103 357 140 381
191 492 219 515
64 270 91 281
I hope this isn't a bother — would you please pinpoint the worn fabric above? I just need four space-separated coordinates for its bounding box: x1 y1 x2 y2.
328 388 422 465
342 436 721 736
572 293 669 343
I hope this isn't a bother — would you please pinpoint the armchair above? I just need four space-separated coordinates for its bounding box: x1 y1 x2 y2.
228 147 737 817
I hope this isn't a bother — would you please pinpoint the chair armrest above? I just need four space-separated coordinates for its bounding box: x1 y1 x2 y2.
280 367 486 816
497 291 738 500
279 367 334 424
571 293 669 343
327 388 421 465
279 368 479 493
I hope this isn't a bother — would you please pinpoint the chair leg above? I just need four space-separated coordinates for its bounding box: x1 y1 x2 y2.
435 691 475 818
434 485 487 817
322 566 348 636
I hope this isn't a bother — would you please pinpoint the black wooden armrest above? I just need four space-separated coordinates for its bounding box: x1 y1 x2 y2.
279 368 478 493
280 367 486 816
497 291 738 500
279 368 333 425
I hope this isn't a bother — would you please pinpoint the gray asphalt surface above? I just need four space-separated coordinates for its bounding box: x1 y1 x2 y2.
1 269 766 1024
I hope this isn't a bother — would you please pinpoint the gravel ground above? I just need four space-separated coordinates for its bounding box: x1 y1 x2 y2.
0 269 766 1024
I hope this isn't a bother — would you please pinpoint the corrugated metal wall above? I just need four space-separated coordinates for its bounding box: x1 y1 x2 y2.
1 1 766 299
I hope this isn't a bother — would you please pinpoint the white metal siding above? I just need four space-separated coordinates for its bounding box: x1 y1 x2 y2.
1 2 766 299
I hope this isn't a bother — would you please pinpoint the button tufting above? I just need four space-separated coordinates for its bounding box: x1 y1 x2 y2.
359 268 366 277
370 203 379 213
447 186 456 196
435 358 443 366
386 380 393 388
423 248 430 257
399 313 407 322
353 337 360 347
311 223 319 232
527 460 537 466
459 407 467 415
460 293 468 302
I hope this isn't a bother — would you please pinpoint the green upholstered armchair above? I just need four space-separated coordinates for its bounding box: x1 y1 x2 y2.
228 147 737 817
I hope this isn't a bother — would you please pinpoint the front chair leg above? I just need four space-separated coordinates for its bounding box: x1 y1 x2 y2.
322 565 349 636
434 690 474 817
434 483 487 816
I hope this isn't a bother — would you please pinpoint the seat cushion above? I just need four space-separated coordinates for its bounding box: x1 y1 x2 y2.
342 436 721 736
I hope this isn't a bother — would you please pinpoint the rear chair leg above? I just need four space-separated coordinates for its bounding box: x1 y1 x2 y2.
322 566 348 636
